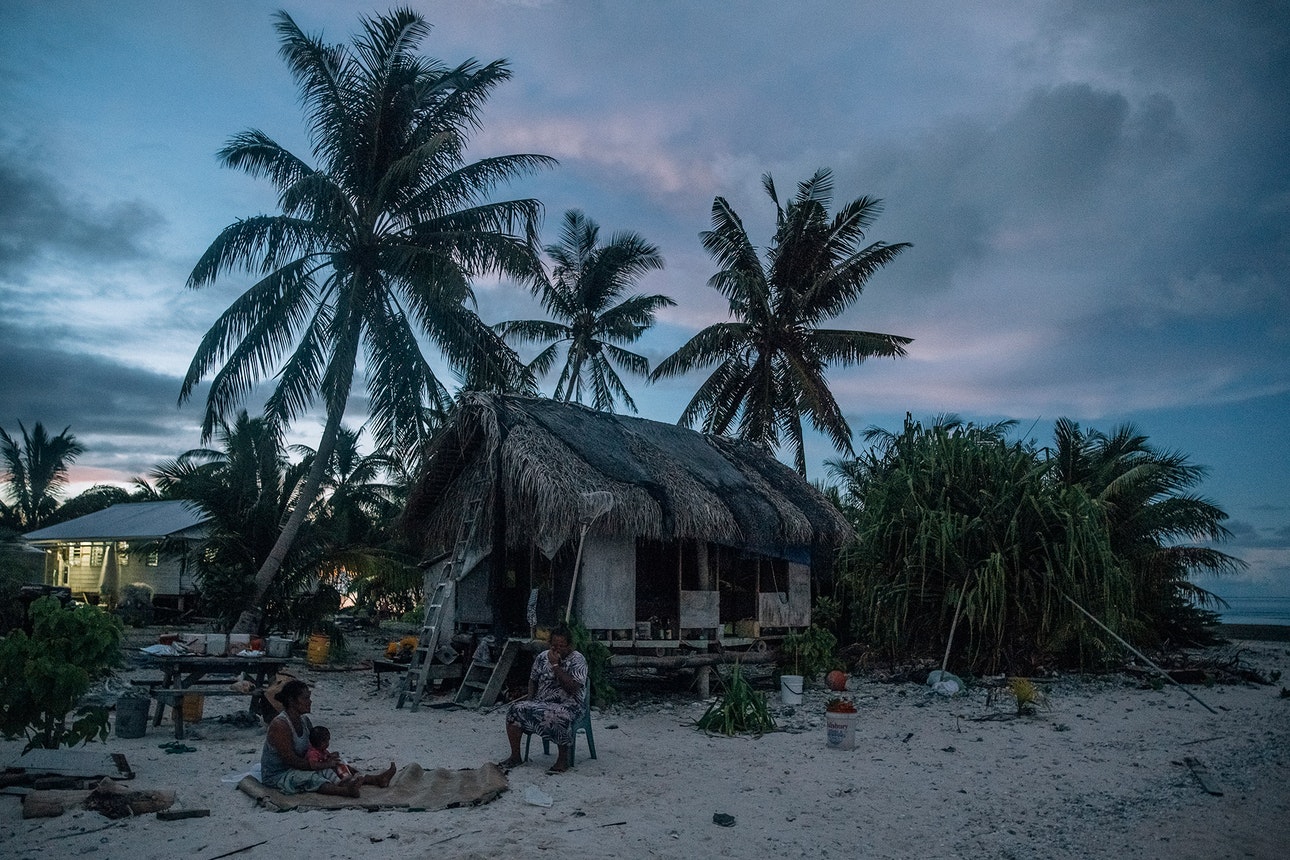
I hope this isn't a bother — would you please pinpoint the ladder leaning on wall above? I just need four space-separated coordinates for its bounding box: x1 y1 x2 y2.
396 482 486 711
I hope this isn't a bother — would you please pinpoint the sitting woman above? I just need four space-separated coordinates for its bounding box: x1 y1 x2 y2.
261 679 395 797
497 624 588 774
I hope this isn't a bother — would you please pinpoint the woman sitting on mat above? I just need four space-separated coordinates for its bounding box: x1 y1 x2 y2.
261 679 395 797
497 624 588 774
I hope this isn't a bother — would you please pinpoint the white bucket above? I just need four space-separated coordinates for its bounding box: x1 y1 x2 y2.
780 674 804 706
206 634 228 656
825 711 857 750
267 636 293 658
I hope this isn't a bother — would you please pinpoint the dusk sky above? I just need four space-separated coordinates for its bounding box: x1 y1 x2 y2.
1 2 1286 616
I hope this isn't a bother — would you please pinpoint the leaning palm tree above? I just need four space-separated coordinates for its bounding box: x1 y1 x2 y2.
652 169 911 475
496 209 671 412
0 422 85 530
180 10 554 632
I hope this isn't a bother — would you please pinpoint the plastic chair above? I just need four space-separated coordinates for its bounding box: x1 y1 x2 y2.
524 701 597 767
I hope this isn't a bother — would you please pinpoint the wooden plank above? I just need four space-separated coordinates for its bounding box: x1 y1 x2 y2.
4 749 133 781
1184 756 1224 796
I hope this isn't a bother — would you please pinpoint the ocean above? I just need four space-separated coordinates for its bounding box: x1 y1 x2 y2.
1215 596 1290 627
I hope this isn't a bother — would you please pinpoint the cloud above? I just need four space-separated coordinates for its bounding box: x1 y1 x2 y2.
0 322 202 477
0 147 164 280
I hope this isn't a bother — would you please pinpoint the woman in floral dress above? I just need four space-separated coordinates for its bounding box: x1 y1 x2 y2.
497 624 587 774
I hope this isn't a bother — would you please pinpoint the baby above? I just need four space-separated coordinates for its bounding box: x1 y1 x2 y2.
306 725 354 782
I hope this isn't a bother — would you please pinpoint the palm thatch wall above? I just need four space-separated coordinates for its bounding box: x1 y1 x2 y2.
403 393 852 559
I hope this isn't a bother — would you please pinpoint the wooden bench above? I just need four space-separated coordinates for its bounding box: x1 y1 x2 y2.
153 687 265 740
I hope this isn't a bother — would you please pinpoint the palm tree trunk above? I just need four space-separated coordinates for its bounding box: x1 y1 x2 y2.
230 405 345 634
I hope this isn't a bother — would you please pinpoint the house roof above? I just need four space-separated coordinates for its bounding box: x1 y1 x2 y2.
23 501 210 543
404 393 853 557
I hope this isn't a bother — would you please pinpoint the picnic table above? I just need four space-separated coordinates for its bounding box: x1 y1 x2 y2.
141 654 288 739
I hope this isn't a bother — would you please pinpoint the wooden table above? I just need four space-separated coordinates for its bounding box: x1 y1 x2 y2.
143 654 288 738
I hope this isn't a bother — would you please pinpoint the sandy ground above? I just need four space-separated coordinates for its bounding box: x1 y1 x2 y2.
2 634 1287 860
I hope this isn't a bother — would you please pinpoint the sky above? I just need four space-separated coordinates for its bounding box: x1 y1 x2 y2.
1 1 1286 617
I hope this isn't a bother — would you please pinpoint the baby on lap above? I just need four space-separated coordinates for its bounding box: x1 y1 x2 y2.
307 725 355 784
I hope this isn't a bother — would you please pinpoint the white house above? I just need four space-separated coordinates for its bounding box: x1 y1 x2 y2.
23 501 209 609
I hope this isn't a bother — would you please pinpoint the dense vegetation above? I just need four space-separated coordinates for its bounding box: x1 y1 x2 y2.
830 416 1242 674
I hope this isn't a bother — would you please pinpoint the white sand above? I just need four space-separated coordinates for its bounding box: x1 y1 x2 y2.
2 637 1287 859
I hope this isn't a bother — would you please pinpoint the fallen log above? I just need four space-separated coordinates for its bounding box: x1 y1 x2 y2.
607 651 777 669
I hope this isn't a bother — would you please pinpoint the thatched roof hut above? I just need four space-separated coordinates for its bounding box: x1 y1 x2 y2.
403 393 852 641
405 392 851 555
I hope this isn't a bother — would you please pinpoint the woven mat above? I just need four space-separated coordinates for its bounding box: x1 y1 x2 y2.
237 762 507 812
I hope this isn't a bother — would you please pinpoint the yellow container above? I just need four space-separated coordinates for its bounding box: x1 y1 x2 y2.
306 633 331 666
179 694 204 724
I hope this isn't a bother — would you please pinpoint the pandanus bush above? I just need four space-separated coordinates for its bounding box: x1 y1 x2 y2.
830 415 1239 675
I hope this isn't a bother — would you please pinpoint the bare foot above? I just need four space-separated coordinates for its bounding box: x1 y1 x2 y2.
496 756 523 770
546 763 569 775
371 762 396 788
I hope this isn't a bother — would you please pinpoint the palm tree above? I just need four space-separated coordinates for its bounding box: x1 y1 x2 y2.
0 422 85 530
496 209 671 412
652 169 912 475
1047 419 1243 645
301 425 420 619
152 412 316 630
180 9 554 632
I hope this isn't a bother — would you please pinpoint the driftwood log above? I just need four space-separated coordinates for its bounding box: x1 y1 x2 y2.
607 650 778 698
606 651 777 670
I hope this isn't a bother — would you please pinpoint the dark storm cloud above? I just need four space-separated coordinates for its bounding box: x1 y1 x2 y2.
0 321 202 474
0 148 164 279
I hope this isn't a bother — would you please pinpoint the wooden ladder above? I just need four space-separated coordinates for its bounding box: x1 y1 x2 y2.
397 486 485 710
453 637 521 709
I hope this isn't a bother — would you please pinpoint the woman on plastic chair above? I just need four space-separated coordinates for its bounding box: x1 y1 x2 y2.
497 624 587 774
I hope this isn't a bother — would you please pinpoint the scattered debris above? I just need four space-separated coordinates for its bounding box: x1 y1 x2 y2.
1183 756 1224 796
712 812 736 827
523 785 553 807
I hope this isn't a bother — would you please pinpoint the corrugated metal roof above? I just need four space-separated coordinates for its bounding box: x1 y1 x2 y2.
23 501 210 542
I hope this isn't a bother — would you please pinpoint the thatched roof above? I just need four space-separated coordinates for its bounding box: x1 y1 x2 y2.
404 393 852 557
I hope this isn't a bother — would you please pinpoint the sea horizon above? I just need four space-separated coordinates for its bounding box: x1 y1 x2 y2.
1213 595 1290 627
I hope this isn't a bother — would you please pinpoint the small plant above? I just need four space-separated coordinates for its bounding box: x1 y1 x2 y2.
697 664 777 736
570 619 619 707
780 624 837 681
0 597 123 751
1009 677 1047 716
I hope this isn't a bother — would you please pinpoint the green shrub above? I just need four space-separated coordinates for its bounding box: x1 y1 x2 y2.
696 664 777 736
569 619 618 707
0 597 123 751
780 624 837 680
